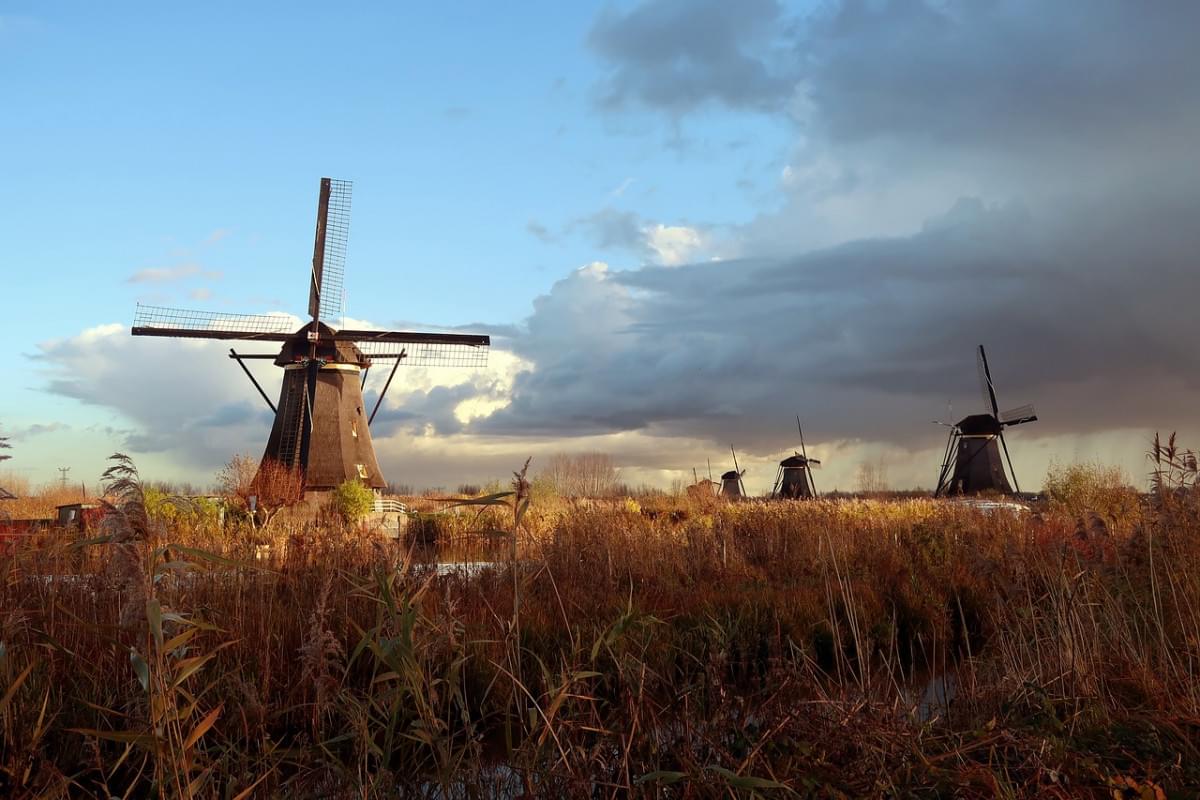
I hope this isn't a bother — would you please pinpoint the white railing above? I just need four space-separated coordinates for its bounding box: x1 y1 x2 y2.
372 498 409 514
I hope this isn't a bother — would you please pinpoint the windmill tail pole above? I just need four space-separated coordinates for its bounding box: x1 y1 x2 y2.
369 353 405 425
999 430 1022 495
934 429 956 497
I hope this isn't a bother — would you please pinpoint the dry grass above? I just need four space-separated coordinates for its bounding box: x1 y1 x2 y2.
1 457 1198 798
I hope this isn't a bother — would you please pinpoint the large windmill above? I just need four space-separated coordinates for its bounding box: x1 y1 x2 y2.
771 416 820 499
934 345 1037 497
131 178 490 493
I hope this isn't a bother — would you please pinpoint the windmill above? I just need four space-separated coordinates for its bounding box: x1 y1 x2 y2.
131 178 490 494
772 416 820 499
934 345 1037 497
720 445 747 499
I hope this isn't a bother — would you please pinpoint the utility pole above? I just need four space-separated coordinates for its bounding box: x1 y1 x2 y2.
58 466 70 489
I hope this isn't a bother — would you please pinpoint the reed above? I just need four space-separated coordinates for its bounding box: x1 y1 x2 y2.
1 454 1197 797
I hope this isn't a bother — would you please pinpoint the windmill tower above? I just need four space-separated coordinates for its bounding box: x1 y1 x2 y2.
772 416 820 499
934 345 1037 497
720 446 747 499
131 178 490 493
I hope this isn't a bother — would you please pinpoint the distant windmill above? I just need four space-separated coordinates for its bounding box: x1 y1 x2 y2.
131 178 490 493
934 345 1037 497
772 416 820 499
720 445 747 499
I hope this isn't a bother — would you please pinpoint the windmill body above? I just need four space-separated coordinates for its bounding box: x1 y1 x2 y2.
774 454 816 499
771 417 820 500
934 347 1037 497
719 470 744 498
131 178 490 495
261 323 384 490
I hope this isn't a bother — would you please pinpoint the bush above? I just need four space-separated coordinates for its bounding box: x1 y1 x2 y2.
1043 460 1139 523
333 479 375 525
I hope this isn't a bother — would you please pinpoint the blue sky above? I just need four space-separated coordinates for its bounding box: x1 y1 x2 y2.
4 1 1200 493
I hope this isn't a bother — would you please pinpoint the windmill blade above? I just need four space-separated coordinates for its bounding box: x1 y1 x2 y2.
977 345 1000 416
351 333 490 368
357 342 488 368
336 329 490 347
999 403 1038 426
807 459 822 467
308 177 352 327
131 304 296 341
796 414 816 494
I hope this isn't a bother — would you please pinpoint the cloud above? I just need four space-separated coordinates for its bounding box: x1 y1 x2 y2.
8 422 69 441
607 177 635 199
479 188 1200 470
525 219 556 244
588 0 799 115
204 228 232 246
571 208 714 266
127 264 199 283
127 264 222 284
643 223 709 266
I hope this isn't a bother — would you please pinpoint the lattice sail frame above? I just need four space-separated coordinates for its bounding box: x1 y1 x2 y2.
316 179 351 327
353 339 489 367
133 304 297 337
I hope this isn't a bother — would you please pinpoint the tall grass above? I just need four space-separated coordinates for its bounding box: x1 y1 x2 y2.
1 458 1198 797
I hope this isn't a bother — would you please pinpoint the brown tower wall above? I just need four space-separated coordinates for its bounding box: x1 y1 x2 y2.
305 364 385 490
260 362 386 492
948 436 1013 495
778 468 814 499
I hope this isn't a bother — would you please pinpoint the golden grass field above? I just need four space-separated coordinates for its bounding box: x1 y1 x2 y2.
1 452 1198 798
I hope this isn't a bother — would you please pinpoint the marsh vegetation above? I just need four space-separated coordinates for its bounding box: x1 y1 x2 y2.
1 452 1198 798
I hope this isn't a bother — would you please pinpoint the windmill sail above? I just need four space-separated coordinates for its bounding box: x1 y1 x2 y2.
132 304 296 339
353 339 490 367
308 178 352 327
999 403 1037 425
977 345 999 415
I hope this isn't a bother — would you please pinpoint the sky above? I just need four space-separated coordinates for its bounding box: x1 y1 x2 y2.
3 0 1199 494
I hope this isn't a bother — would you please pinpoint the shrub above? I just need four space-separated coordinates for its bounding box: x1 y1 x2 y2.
1043 460 1139 523
333 479 374 525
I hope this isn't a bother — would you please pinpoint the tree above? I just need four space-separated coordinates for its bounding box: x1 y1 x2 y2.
216 455 304 530
856 458 890 495
537 452 619 497
333 479 375 525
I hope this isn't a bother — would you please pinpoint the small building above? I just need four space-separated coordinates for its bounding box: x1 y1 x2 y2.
0 486 16 501
55 502 106 532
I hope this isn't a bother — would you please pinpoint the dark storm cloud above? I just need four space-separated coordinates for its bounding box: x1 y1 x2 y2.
472 0 1200 456
588 0 798 114
478 184 1200 451
801 1 1200 156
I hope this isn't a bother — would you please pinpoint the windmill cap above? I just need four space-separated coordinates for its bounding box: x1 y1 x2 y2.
275 321 368 366
720 470 741 480
956 413 1002 436
779 454 812 467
